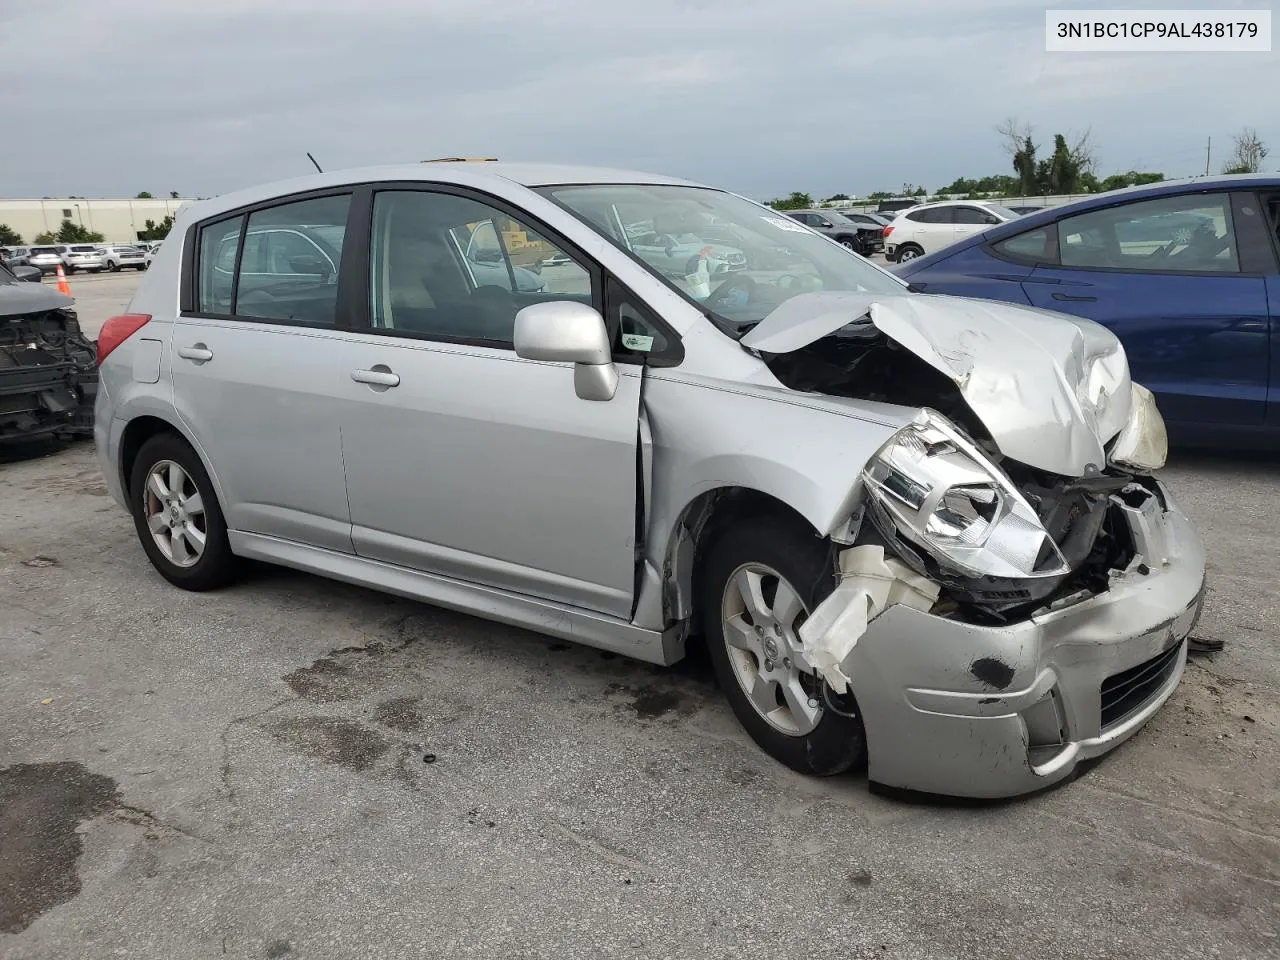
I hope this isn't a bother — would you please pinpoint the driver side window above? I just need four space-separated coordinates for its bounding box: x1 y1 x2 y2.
368 190 594 344
1058 193 1241 273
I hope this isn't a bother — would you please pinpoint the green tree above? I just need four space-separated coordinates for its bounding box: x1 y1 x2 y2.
54 219 105 243
138 215 175 241
824 193 850 202
1012 135 1038 195
169 190 181 199
33 231 56 244
769 191 813 210
1098 170 1165 192
0 224 22 245
136 191 153 199
866 191 891 201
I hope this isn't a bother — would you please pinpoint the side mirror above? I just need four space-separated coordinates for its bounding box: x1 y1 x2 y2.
12 264 42 283
513 301 618 401
289 255 331 276
818 220 833 228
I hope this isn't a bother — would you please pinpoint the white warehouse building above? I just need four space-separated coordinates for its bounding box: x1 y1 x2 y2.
0 197 196 244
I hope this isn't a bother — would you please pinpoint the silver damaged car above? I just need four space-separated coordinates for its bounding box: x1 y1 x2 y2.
94 163 1205 798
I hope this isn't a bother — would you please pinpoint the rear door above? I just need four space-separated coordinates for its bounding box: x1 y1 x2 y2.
171 191 359 552
1020 190 1272 426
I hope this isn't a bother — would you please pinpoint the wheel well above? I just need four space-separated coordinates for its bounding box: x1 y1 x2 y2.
665 487 825 638
835 233 856 243
119 416 183 498
898 241 923 251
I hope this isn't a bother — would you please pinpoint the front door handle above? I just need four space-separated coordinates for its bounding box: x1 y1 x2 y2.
1052 293 1097 302
177 343 213 362
351 365 400 388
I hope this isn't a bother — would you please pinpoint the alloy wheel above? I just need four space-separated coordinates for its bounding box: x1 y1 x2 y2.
720 562 823 736
143 459 207 568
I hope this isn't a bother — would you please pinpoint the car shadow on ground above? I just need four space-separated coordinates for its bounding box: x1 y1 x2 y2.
0 436 76 466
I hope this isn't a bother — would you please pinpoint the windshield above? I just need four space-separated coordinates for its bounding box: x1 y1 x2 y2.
537 184 906 336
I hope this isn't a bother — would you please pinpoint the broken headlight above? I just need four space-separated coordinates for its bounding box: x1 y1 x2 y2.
1108 382 1167 473
861 409 1070 583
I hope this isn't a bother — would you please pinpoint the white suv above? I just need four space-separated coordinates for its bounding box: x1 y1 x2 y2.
60 243 107 274
884 201 1020 263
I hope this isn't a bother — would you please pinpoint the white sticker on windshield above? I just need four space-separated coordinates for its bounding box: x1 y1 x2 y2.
761 215 810 234
622 333 654 352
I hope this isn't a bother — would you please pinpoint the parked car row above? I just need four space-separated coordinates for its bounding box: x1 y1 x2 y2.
1 240 162 275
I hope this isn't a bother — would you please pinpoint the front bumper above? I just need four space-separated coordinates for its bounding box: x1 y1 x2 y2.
847 483 1205 798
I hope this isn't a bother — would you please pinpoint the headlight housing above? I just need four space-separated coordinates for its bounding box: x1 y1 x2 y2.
862 410 1070 585
1108 382 1167 472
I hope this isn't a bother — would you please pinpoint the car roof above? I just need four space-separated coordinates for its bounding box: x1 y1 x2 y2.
974 172 1280 239
896 173 1280 272
183 162 705 223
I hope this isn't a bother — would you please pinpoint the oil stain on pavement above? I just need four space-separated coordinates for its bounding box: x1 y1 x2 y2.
0 761 120 933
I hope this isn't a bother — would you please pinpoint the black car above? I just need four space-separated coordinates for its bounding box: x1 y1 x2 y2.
785 210 884 256
0 260 98 442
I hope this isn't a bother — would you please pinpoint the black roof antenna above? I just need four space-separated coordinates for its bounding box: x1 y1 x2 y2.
306 152 323 174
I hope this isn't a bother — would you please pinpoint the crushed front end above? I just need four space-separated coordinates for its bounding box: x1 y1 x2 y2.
803 406 1204 798
0 305 97 443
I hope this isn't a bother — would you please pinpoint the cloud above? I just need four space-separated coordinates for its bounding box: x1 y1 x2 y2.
0 0 1275 200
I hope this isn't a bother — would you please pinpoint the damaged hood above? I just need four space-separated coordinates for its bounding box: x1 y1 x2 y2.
0 279 74 316
741 292 1131 477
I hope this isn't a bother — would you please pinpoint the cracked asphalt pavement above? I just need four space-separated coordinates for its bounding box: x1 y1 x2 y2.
2 435 1279 955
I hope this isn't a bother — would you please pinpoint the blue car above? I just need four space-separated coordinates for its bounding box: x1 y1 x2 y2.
895 175 1280 448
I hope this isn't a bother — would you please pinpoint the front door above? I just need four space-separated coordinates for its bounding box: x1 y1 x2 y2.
1021 190 1272 426
171 193 357 553
338 187 641 618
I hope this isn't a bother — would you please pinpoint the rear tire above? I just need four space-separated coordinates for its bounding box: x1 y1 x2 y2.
895 243 923 262
701 516 866 776
128 433 237 591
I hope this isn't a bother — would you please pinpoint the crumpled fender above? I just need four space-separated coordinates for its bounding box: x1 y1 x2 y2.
742 292 1133 476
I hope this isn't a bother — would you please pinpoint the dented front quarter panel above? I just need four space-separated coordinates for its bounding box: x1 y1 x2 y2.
630 370 912 631
840 484 1205 798
742 292 1133 477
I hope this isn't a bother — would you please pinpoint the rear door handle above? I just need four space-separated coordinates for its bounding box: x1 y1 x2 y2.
1052 293 1097 302
177 343 213 362
351 366 400 388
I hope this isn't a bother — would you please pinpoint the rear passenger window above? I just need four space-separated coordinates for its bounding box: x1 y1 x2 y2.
993 226 1055 264
235 194 352 325
197 216 244 314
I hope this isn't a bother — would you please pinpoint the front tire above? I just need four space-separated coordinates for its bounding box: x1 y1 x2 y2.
701 517 866 776
108 260 119 272
129 433 237 590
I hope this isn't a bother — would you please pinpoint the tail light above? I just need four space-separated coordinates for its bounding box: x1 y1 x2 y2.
883 225 894 238
97 313 151 363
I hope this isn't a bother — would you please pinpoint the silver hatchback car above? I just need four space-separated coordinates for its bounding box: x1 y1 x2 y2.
95 163 1205 798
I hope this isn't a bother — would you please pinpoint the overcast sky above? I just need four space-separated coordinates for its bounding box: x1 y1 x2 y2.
1 0 1276 201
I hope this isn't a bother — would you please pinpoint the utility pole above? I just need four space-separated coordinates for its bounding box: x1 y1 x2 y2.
1205 136 1211 176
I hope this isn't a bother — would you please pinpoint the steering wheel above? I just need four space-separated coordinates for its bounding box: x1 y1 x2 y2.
706 274 756 310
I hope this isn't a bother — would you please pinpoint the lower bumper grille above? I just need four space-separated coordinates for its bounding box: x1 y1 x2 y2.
1100 640 1183 729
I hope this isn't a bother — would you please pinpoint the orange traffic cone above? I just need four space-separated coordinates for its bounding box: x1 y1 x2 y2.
54 263 72 297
